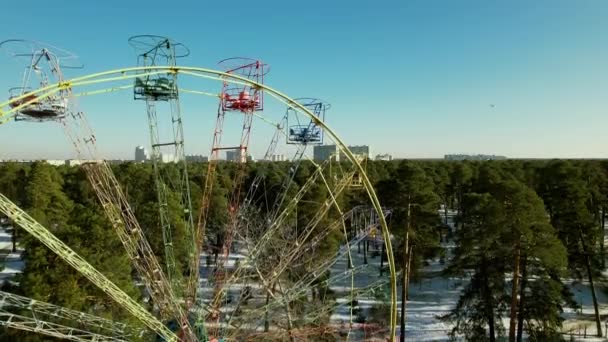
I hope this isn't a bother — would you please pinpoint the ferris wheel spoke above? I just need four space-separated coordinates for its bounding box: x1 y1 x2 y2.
62 111 196 340
191 103 224 302
207 165 327 302
221 270 379 339
0 193 178 341
207 168 341 326
266 145 309 221
129 38 197 305
232 202 391 338
0 41 196 339
0 310 127 342
201 58 269 340
241 116 284 211
211 171 358 337
259 173 354 286
0 290 142 341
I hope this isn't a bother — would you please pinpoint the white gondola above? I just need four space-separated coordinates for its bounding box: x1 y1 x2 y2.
9 88 67 120
2 40 80 122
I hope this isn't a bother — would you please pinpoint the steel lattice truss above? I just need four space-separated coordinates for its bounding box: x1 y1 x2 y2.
0 38 398 341
0 290 140 341
129 36 196 304
0 192 175 340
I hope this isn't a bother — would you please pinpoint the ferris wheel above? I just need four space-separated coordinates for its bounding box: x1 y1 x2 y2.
0 37 397 341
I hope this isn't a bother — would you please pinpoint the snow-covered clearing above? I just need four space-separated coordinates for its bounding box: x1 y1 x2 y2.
3 209 605 341
0 225 24 285
345 208 608 341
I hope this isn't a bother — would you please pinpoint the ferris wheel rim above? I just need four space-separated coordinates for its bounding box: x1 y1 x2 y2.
0 64 399 340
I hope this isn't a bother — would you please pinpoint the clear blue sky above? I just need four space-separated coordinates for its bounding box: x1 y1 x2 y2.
1 0 607 160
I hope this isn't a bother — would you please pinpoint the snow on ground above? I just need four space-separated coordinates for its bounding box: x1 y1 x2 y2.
561 220 608 339
0 209 599 339
187 208 608 340
0 206 599 340
337 208 608 341
0 225 24 285
328 227 460 341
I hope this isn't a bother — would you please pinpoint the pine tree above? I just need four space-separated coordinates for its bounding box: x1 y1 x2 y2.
444 173 571 341
450 161 473 227
538 160 603 337
3 164 145 340
377 160 440 342
443 192 507 341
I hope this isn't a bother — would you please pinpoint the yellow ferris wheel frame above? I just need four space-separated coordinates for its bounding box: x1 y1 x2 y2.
0 65 398 340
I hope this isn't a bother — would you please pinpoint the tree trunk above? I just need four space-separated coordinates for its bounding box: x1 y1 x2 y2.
278 281 296 342
264 283 277 332
380 243 385 276
10 219 16 253
444 200 448 225
457 188 462 217
400 252 407 342
509 239 521 342
516 254 527 342
264 290 271 332
457 189 462 229
586 256 602 337
580 231 602 337
459 205 465 232
482 259 496 342
400 230 409 342
400 200 411 342
601 208 606 269
363 239 368 265
407 247 413 301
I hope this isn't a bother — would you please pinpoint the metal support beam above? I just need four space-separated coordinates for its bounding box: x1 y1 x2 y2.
0 290 141 341
0 193 178 341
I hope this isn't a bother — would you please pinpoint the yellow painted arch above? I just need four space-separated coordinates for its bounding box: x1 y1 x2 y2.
0 66 398 340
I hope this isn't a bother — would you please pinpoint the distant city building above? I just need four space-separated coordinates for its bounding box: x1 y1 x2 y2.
444 154 507 161
135 146 148 163
186 155 208 162
225 150 252 163
43 159 67 166
2 159 124 165
341 145 370 160
226 150 240 162
313 144 370 162
39 159 102 167
269 154 286 162
375 153 393 161
160 153 177 163
65 159 102 167
106 159 128 165
313 145 340 162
